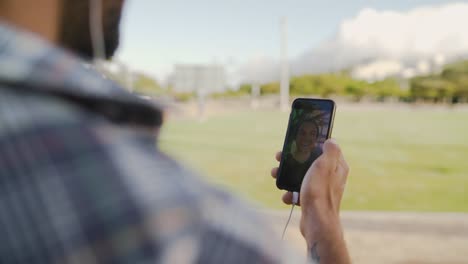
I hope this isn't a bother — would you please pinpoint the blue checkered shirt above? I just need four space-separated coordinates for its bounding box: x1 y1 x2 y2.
0 23 307 263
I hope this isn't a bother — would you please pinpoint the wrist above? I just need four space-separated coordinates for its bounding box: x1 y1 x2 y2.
300 198 343 244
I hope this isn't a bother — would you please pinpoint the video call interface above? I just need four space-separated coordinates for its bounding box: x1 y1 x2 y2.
278 100 333 192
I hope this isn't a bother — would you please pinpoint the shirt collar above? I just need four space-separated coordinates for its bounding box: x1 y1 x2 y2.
0 22 162 128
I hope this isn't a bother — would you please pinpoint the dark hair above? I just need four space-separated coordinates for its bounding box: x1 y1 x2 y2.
294 118 320 139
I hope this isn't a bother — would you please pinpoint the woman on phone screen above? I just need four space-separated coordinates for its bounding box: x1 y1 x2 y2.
283 118 323 191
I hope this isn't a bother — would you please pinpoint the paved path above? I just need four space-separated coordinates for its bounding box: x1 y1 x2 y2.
261 210 468 264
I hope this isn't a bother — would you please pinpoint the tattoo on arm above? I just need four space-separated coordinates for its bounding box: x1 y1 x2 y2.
309 242 320 263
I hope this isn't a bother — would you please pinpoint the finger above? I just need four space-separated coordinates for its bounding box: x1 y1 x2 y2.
322 139 341 168
271 167 279 179
337 155 350 186
282 192 301 206
275 151 282 162
322 138 341 157
282 192 293 205
336 152 349 174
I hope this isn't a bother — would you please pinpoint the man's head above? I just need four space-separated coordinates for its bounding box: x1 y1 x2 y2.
0 0 125 59
60 0 125 59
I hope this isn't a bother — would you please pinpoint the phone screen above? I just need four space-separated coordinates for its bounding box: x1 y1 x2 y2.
276 98 336 192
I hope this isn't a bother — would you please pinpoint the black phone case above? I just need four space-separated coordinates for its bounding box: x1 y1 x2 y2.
276 98 336 192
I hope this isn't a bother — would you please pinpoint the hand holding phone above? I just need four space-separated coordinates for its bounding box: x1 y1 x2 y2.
276 98 336 192
271 100 351 263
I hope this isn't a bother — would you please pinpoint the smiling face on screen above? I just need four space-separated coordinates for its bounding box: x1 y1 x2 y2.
295 121 318 153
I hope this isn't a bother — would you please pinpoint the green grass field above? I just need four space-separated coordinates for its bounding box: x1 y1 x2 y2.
159 106 468 211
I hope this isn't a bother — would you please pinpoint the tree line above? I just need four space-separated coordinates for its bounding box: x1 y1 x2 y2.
105 60 468 104
214 60 468 104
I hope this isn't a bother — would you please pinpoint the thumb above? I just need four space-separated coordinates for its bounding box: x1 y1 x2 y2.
320 139 341 169
322 139 341 158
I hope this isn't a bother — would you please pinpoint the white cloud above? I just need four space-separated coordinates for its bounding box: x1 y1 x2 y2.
289 2 468 79
236 55 279 84
351 60 403 81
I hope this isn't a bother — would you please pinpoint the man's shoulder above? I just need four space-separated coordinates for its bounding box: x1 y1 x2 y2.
0 86 196 261
0 24 310 264
0 84 208 218
0 88 307 264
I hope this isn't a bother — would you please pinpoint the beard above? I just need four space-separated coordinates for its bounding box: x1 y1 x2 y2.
59 0 123 60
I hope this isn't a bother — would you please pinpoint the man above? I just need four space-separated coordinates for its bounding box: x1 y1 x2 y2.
0 0 351 263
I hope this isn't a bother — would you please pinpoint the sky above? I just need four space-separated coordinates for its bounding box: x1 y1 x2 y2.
115 0 463 82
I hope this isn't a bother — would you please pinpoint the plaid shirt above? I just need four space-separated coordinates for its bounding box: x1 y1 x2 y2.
0 23 307 263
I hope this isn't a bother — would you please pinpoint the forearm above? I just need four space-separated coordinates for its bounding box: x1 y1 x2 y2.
305 229 350 264
301 205 351 264
272 140 351 263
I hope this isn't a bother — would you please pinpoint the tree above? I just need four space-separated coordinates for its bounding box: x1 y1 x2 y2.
370 78 403 102
441 61 468 103
260 82 280 95
410 76 455 103
132 73 164 96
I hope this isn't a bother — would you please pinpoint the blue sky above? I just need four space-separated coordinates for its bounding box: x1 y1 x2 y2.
115 0 458 79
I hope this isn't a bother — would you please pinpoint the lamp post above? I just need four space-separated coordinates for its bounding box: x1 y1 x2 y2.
280 17 290 112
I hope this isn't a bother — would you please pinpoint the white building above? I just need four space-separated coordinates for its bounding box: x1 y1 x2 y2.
171 64 226 94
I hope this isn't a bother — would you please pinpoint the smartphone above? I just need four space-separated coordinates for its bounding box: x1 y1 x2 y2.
276 98 336 192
